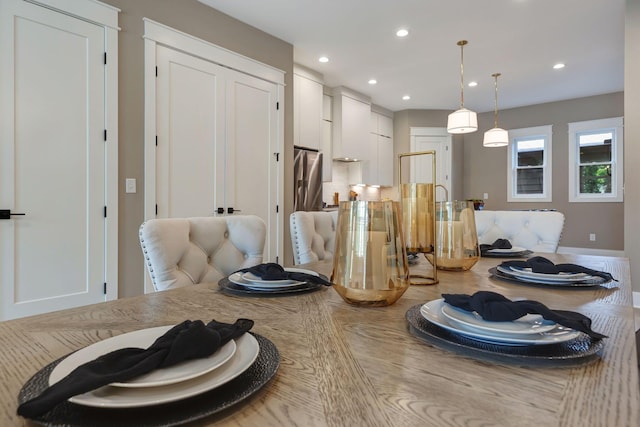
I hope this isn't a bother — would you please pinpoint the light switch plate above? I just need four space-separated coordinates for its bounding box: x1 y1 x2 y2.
125 178 136 193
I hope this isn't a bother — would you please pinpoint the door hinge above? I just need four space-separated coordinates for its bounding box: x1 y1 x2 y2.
104 52 107 65
274 152 280 161
104 206 107 218
155 135 158 146
155 204 158 215
104 129 107 141
276 102 279 110
276 256 279 264
276 205 279 213
155 66 158 77
103 282 107 294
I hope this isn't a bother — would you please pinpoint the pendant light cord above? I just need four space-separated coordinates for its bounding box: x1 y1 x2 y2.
458 40 468 108
492 72 501 128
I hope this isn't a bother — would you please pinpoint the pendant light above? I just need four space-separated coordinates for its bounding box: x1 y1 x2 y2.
483 72 509 147
447 40 477 134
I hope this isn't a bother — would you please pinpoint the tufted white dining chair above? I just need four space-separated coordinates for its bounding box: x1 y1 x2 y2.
474 210 565 253
139 215 266 291
290 211 338 265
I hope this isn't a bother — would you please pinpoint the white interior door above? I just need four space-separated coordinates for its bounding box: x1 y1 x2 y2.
155 45 225 218
410 128 452 202
0 1 107 319
225 71 279 261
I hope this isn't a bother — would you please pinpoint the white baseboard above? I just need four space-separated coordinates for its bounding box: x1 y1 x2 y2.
557 246 626 257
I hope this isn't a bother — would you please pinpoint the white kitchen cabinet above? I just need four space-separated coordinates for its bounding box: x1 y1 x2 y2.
365 109 394 186
293 67 323 150
331 87 371 162
322 93 332 181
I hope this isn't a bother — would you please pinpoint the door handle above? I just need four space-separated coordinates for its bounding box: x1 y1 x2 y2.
216 207 224 214
227 207 241 214
0 209 26 220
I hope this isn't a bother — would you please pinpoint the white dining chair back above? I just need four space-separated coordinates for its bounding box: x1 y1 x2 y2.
139 215 266 291
290 211 338 265
474 210 565 253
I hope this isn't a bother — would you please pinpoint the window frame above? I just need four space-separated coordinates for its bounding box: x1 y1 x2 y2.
568 117 623 203
507 125 553 202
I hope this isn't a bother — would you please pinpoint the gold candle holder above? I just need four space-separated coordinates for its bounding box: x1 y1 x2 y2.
331 201 410 306
398 151 438 285
426 200 480 270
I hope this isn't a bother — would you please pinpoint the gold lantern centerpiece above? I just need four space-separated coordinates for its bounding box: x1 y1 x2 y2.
398 151 438 285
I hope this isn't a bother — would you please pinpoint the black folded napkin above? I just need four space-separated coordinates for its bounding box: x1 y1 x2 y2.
238 263 332 286
442 291 607 340
500 256 616 282
17 318 253 418
480 238 512 253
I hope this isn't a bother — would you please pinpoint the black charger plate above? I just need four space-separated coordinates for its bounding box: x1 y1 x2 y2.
406 304 604 367
18 334 279 427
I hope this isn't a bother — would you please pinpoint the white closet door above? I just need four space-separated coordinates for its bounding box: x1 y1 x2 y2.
0 1 107 319
155 46 225 218
225 71 279 261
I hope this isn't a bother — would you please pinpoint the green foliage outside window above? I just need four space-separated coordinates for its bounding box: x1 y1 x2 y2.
580 164 612 194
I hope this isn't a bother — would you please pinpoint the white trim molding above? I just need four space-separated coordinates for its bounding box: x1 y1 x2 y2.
568 117 624 203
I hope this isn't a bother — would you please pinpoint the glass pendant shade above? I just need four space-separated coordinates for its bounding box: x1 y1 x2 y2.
447 108 478 134
483 127 509 147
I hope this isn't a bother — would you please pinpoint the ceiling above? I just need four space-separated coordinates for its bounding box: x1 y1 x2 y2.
198 0 625 113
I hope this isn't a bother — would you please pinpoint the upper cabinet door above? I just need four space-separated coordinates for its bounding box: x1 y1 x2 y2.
294 73 322 150
332 92 371 161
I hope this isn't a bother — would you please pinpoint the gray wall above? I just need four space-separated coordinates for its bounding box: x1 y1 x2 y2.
625 0 640 291
101 0 294 297
464 92 624 251
393 93 624 252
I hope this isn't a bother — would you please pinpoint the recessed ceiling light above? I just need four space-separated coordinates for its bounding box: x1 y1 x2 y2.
396 29 409 37
402 95 411 100
553 63 565 69
318 56 329 63
368 79 377 85
468 81 478 87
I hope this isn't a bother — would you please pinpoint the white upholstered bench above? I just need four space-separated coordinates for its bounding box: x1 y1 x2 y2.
474 210 565 253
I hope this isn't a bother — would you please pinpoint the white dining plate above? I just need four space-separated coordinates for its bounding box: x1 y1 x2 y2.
441 303 557 335
50 325 237 389
50 333 259 408
500 265 592 282
240 267 319 286
420 299 580 346
228 272 305 290
486 246 527 254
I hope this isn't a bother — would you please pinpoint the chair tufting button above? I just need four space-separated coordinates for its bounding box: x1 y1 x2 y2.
207 256 212 263
244 253 249 259
224 231 229 238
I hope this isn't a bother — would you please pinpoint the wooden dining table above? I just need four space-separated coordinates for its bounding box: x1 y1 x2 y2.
2 253 639 426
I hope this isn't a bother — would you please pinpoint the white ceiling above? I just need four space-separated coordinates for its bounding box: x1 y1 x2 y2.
198 0 625 113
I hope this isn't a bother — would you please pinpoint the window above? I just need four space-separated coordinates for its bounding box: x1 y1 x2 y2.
568 117 623 202
507 125 552 202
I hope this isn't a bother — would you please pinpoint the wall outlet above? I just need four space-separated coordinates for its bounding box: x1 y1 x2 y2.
589 233 596 241
483 192 489 199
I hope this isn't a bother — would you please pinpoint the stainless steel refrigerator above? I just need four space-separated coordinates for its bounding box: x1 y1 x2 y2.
293 147 323 211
